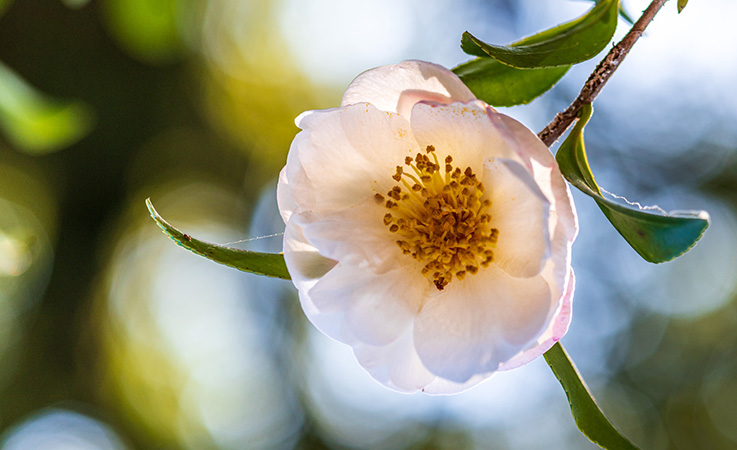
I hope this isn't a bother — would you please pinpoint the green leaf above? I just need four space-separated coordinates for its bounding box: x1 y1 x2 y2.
545 343 640 450
556 103 710 263
146 198 291 280
461 0 619 68
677 0 688 13
0 62 94 154
584 0 634 25
617 3 635 25
453 58 569 107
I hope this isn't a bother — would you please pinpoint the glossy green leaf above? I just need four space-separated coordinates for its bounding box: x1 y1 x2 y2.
461 0 619 68
453 57 569 107
545 343 640 450
146 199 291 280
556 103 710 263
0 62 94 154
677 0 688 13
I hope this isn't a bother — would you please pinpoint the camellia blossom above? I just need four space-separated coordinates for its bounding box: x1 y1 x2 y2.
277 60 578 394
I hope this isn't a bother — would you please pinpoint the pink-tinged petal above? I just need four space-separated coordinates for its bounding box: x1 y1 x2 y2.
342 60 476 119
286 103 418 213
413 265 553 383
484 159 551 278
409 101 519 172
352 326 437 392
496 114 578 242
497 269 575 371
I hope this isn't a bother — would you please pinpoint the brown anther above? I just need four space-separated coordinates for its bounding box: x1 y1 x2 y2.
383 151 497 289
374 193 385 203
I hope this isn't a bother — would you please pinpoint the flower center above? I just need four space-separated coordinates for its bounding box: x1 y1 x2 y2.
375 145 499 291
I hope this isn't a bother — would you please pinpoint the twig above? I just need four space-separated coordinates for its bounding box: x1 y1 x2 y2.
537 0 669 147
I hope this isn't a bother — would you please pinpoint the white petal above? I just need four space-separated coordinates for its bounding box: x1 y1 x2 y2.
285 103 418 214
306 261 425 346
342 60 476 119
413 266 553 383
497 269 575 371
484 159 551 278
291 199 401 271
276 167 297 223
352 326 438 392
409 100 518 172
283 219 344 339
420 372 491 395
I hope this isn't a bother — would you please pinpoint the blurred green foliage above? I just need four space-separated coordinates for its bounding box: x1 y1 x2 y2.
0 1 736 449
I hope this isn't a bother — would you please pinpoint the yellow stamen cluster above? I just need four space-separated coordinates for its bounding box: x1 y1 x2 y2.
375 145 499 290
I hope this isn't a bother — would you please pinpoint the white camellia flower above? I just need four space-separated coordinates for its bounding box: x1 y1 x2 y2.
277 60 578 394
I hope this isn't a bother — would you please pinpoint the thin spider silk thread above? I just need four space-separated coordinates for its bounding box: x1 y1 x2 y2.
220 232 284 246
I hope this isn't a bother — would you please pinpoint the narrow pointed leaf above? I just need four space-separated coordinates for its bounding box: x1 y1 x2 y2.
461 0 619 68
677 0 688 13
556 104 709 263
453 57 569 107
618 4 635 25
146 199 291 280
584 0 634 25
545 343 640 450
0 62 94 154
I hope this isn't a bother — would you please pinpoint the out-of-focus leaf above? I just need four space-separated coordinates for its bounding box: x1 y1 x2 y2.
618 3 635 24
461 0 619 68
453 57 569 107
556 103 710 263
677 0 688 13
0 62 94 154
103 0 184 64
61 0 90 9
0 0 12 17
146 199 291 280
545 343 640 450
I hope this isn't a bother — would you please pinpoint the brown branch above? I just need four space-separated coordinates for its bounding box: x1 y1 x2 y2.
537 0 669 147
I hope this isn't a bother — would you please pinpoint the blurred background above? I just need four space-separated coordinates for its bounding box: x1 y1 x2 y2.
0 0 736 448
